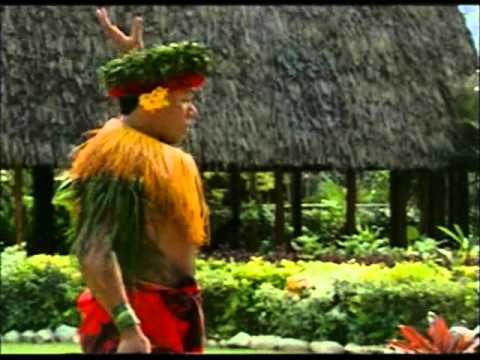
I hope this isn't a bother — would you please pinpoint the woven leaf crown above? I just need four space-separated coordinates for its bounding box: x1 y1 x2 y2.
99 41 215 90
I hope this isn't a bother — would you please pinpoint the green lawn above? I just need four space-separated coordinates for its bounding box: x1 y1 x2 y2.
0 343 278 354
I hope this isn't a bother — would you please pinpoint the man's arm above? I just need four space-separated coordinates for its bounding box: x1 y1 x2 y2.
74 177 150 353
79 232 150 352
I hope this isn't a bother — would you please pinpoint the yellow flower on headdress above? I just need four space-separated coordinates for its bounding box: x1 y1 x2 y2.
139 86 170 112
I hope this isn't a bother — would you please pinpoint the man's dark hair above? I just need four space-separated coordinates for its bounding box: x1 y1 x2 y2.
119 96 139 115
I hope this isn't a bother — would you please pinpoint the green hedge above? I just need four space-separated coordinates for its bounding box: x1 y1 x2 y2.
1 245 477 345
198 260 478 344
0 245 83 333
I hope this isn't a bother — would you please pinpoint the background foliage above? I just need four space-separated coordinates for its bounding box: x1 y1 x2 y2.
1 245 477 346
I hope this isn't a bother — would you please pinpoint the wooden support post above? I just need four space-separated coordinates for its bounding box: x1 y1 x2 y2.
230 166 241 249
345 169 357 235
448 169 456 230
291 169 303 239
431 171 447 239
13 166 24 245
250 171 257 201
419 170 449 240
448 168 470 237
274 170 288 251
458 170 470 236
28 166 55 255
456 170 470 236
419 171 433 237
389 170 409 247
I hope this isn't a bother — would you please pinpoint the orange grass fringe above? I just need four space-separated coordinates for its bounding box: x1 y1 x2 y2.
70 118 209 247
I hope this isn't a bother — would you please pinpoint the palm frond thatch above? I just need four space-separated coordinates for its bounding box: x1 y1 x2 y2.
0 6 476 170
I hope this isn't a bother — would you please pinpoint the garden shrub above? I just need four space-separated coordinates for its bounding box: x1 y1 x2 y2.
290 227 478 267
357 206 420 239
196 257 303 338
336 225 390 257
452 265 479 282
302 202 344 244
0 245 84 333
1 247 477 346
0 171 16 250
0 216 15 250
1 244 28 278
239 202 276 251
198 258 477 343
249 261 477 344
251 281 350 343
334 262 476 344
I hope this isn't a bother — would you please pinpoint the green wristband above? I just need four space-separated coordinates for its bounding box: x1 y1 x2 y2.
112 303 141 333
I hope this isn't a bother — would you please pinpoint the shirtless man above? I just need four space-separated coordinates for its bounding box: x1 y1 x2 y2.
70 8 211 354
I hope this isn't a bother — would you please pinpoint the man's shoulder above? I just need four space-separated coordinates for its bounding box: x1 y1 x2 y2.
176 149 198 166
69 118 146 182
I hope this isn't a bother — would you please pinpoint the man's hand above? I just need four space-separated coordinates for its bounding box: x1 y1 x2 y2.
96 7 144 54
117 325 152 353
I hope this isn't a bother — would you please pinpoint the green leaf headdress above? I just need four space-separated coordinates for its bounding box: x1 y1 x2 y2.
99 41 215 98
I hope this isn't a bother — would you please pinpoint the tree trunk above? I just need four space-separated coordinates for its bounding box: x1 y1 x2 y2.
229 166 241 249
13 166 25 245
291 169 303 239
274 170 288 251
29 166 55 255
345 169 357 235
389 170 410 247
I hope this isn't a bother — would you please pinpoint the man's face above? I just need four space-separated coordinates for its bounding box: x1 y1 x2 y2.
141 88 199 144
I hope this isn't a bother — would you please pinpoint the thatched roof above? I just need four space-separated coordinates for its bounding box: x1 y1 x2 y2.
0 5 477 171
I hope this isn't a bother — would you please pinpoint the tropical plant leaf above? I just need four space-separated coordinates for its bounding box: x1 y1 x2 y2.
398 325 435 352
389 315 478 354
462 337 479 353
388 340 417 353
437 225 459 242
427 316 453 351
453 224 466 244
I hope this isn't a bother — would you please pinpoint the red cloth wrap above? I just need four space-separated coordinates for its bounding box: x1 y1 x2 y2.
76 281 205 354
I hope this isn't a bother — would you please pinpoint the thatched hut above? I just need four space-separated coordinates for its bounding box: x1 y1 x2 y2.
0 6 477 253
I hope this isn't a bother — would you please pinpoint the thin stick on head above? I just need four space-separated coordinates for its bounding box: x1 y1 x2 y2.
96 7 144 53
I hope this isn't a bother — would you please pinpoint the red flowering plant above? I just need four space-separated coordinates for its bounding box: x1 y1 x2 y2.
388 314 479 354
